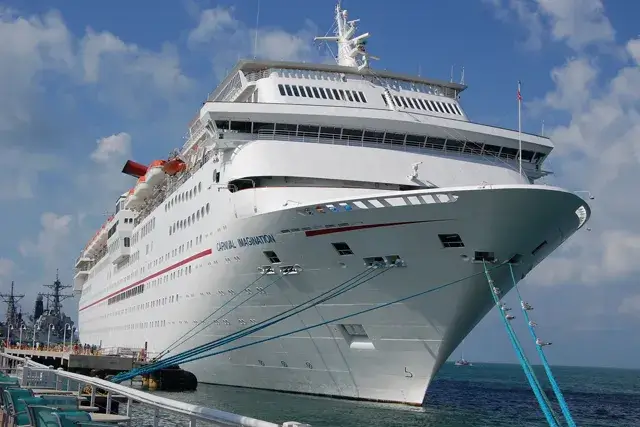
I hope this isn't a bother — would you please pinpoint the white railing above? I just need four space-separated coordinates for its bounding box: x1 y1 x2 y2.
1 352 309 427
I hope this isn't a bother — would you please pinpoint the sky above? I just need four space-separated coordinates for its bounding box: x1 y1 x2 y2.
0 0 638 369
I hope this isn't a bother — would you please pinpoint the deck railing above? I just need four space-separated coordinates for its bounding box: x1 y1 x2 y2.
0 352 309 427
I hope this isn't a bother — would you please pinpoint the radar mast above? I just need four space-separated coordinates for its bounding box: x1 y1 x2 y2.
314 2 379 71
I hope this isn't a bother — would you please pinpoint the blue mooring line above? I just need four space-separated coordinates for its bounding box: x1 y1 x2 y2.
508 264 577 427
483 262 560 427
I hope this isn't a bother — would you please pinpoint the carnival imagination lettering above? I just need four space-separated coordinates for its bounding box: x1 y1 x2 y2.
216 234 276 252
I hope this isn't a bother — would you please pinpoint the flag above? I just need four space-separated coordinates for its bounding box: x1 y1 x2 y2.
517 81 522 102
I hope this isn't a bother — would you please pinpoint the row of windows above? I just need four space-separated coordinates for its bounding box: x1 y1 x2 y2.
214 120 546 163
270 68 459 99
383 93 463 116
108 283 144 305
165 182 203 211
277 84 368 104
169 204 211 236
141 217 156 239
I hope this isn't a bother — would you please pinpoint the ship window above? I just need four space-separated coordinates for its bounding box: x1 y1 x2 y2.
230 121 251 133
474 251 496 263
298 125 319 137
352 91 361 102
342 128 363 141
385 133 405 145
532 240 548 256
276 123 297 133
442 103 453 114
298 86 306 97
337 89 346 101
215 120 229 130
284 85 293 96
332 89 340 100
444 139 464 152
345 91 354 102
400 97 409 108
521 150 535 162
278 84 285 96
426 137 446 150
312 87 320 98
483 144 501 155
363 130 384 143
358 91 367 102
305 86 313 97
320 127 341 137
498 147 516 159
291 86 300 96
263 250 281 264
405 134 425 147
381 94 388 106
252 122 274 133
206 203 210 214
124 237 130 247
452 104 462 115
438 234 464 248
332 242 353 256
318 87 327 99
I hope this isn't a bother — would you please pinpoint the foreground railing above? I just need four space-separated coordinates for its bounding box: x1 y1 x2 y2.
1 352 309 427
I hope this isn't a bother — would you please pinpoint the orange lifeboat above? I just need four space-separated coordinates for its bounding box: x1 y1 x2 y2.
145 160 167 187
163 158 186 176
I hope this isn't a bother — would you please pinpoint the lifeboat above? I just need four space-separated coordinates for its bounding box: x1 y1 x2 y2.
163 158 186 176
145 160 167 187
132 175 151 200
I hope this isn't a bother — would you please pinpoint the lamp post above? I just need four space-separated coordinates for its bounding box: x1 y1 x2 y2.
63 323 71 350
5 324 13 348
32 326 40 350
18 324 26 347
47 324 55 348
70 327 77 347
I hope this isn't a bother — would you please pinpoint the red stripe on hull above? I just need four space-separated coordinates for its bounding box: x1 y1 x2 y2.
79 248 212 312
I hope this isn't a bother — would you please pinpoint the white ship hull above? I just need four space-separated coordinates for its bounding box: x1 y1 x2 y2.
75 7 590 404
78 168 586 405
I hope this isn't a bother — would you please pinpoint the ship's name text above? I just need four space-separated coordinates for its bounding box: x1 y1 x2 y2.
216 234 276 251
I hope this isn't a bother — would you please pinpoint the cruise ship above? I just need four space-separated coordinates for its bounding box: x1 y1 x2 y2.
74 3 591 405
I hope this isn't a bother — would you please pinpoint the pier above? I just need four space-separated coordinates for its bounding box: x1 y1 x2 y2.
3 348 135 373
0 351 311 427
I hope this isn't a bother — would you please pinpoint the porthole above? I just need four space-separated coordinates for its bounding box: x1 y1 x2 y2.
281 361 288 368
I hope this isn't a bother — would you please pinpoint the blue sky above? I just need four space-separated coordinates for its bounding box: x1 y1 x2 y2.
0 0 639 368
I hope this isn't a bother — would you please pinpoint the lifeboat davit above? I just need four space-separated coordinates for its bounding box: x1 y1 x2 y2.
145 160 167 187
163 158 186 176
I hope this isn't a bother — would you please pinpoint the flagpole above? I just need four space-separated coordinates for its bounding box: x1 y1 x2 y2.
518 81 522 177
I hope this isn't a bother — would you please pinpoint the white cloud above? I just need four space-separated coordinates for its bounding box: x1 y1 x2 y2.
487 1 640 287
619 295 640 317
187 6 320 77
485 0 615 51
90 133 132 164
0 258 14 277
19 212 74 272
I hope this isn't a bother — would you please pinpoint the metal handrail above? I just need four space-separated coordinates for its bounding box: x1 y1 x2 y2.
0 353 309 427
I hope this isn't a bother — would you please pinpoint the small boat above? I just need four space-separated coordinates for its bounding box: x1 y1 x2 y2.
455 340 473 366
455 358 472 366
